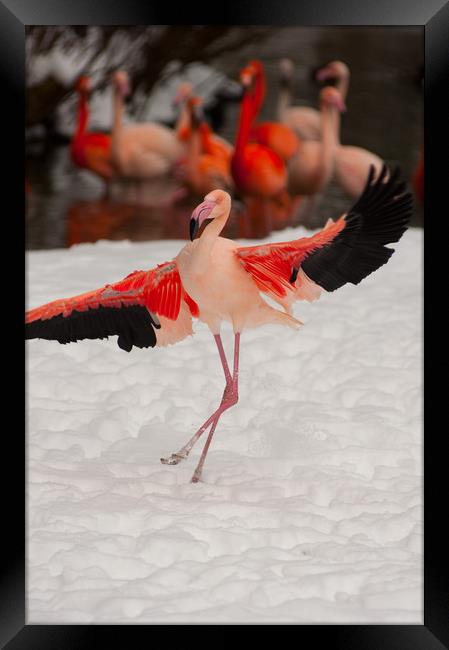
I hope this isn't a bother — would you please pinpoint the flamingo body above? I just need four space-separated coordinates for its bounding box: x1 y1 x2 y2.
232 143 286 197
112 123 184 179
71 132 114 180
250 121 300 162
333 145 384 198
111 72 184 180
280 107 322 142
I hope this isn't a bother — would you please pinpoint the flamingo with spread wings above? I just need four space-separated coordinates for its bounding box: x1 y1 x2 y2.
26 164 411 483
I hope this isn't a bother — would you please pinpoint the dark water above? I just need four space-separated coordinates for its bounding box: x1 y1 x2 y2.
26 27 423 250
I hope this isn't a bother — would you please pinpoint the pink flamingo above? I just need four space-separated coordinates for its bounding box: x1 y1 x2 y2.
26 164 411 483
287 86 345 197
174 82 233 160
180 97 233 196
317 62 384 199
111 71 184 180
333 145 384 199
278 59 350 142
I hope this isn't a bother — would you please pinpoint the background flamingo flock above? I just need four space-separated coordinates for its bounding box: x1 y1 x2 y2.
63 56 420 237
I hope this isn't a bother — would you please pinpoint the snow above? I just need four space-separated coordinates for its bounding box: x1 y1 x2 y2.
26 226 422 624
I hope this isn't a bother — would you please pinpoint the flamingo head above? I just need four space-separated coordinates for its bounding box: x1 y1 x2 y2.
75 76 91 94
320 86 347 113
239 60 264 91
189 190 231 240
112 70 131 98
316 60 349 84
173 82 194 107
279 58 294 83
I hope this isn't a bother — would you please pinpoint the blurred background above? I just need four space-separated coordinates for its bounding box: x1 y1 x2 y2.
25 26 423 250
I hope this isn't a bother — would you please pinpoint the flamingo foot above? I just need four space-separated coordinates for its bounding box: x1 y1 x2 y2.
161 333 240 483
159 409 221 467
160 451 189 465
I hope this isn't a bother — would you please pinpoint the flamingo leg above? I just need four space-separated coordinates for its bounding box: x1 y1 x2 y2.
160 333 234 466
190 332 240 483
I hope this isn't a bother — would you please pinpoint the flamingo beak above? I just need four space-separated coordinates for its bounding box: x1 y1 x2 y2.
189 218 199 241
189 200 217 241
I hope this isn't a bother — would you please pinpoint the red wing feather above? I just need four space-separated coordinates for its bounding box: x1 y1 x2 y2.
26 261 199 352
235 217 346 299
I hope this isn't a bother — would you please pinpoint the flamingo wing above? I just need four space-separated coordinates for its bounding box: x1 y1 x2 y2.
236 163 412 304
26 261 199 352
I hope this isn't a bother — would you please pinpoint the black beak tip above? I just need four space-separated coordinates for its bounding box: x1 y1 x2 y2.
190 218 198 241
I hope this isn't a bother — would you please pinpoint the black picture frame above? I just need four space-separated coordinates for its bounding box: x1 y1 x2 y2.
6 0 444 646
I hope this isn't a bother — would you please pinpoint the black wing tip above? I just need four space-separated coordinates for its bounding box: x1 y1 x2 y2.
26 304 158 352
301 161 412 292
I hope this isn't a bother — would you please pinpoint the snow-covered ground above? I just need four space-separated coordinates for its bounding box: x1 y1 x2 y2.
26 226 423 624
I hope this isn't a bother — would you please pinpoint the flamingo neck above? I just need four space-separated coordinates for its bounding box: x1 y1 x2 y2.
199 123 213 153
75 92 89 137
336 71 350 102
185 122 203 187
320 104 339 178
191 204 230 276
176 101 191 142
112 88 124 138
277 78 291 121
235 70 265 156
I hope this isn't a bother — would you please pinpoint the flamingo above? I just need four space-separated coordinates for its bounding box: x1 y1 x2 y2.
277 59 350 142
288 85 383 211
26 164 411 483
174 83 233 161
246 60 300 163
316 63 384 199
231 61 297 234
179 97 233 196
70 76 115 182
287 86 345 197
110 71 184 180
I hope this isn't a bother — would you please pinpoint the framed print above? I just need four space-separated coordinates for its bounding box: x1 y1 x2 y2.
3 0 446 646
